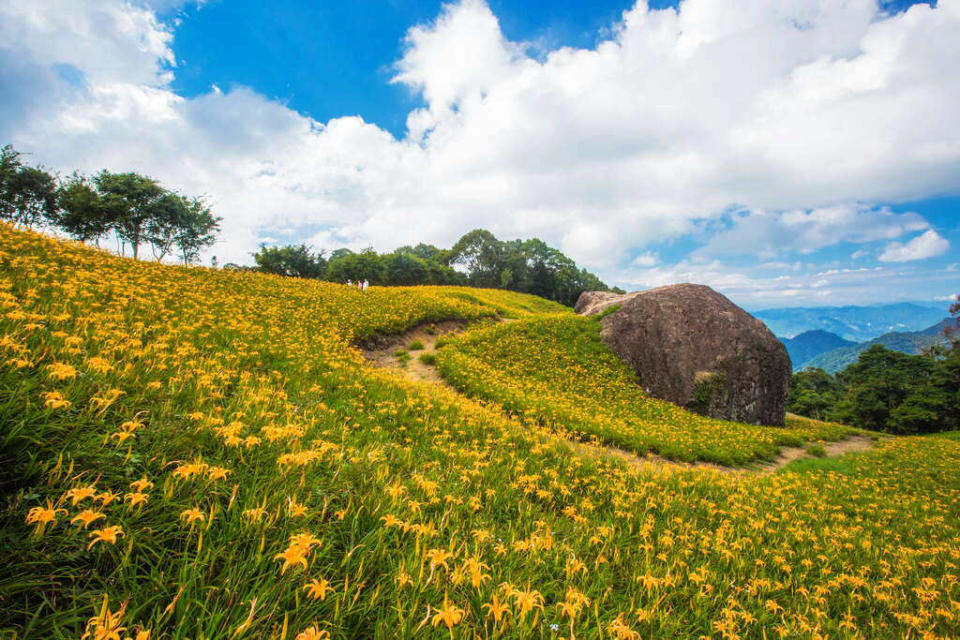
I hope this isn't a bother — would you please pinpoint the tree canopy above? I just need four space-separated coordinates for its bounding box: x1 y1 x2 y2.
0 144 220 264
788 300 959 434
251 229 619 306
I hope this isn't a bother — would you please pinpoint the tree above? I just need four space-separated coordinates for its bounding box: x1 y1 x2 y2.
0 146 58 228
56 174 116 244
252 244 326 278
143 193 220 263
787 368 842 421
146 193 189 261
449 229 504 288
94 172 166 259
326 249 386 284
384 252 428 286
175 198 221 264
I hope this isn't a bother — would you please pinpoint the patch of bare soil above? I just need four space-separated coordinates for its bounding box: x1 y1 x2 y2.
361 319 468 384
752 434 877 472
570 435 879 476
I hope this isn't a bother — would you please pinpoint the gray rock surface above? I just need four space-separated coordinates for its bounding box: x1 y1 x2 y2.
576 284 790 425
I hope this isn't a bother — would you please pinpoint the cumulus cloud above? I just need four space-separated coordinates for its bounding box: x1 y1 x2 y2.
879 229 951 262
617 258 959 307
694 205 930 259
1 0 959 278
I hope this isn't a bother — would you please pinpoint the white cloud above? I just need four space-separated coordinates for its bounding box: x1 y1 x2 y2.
879 229 951 262
617 257 959 307
694 205 930 259
630 252 660 267
1 0 959 275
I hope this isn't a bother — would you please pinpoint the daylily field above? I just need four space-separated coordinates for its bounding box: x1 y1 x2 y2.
1 224 958 639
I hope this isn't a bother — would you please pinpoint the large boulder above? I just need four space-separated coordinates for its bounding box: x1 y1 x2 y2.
576 284 790 425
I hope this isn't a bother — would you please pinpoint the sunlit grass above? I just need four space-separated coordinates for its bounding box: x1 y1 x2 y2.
1 224 957 639
435 316 856 465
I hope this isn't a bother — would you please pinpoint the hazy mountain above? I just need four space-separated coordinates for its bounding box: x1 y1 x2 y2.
754 302 947 341
780 330 857 370
801 318 953 373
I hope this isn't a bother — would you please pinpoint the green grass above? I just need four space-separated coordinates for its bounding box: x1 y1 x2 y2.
1 225 958 639
592 303 621 320
418 352 437 366
929 430 960 440
805 443 827 457
435 315 856 466
407 339 425 351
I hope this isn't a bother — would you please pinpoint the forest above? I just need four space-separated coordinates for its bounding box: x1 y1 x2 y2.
788 305 959 434
248 229 619 307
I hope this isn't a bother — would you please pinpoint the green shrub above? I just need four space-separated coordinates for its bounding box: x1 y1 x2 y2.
419 352 437 366
408 339 425 350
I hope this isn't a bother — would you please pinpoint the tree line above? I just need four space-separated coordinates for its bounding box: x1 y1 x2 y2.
245 229 622 307
788 299 959 434
1 144 220 263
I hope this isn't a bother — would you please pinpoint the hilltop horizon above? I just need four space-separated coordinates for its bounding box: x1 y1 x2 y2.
1 0 958 308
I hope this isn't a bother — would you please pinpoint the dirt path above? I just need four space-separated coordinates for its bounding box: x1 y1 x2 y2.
360 321 879 474
570 434 878 476
361 319 468 384
753 434 876 472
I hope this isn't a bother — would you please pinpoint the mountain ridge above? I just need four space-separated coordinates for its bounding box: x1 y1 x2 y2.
780 330 858 369
799 318 952 373
755 302 948 341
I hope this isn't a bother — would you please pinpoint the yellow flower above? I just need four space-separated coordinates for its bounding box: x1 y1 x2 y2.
96 491 120 506
124 492 149 508
294 627 329 640
64 485 98 506
303 577 334 601
88 525 124 549
511 589 543 618
43 390 72 409
46 362 77 381
25 499 67 533
180 507 206 525
425 547 454 572
243 507 266 523
86 356 114 374
463 556 490 588
431 595 465 629
81 596 126 640
72 509 106 529
129 477 154 492
206 466 230 481
288 497 308 517
483 594 510 623
275 545 309 574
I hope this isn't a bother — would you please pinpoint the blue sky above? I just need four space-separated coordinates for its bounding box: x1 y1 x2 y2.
0 0 957 308
164 0 932 138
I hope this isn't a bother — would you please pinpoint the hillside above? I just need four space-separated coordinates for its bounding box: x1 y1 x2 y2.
802 319 952 373
755 302 947 341
2 225 959 639
780 330 857 370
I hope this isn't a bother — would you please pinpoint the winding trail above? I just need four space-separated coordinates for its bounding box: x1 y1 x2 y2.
361 319 467 385
360 320 878 474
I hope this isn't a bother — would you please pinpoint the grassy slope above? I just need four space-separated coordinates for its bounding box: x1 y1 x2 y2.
436 315 856 465
1 225 958 639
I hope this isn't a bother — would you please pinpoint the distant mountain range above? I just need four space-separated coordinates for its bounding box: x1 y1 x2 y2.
781 330 857 369
754 302 948 342
779 318 953 373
